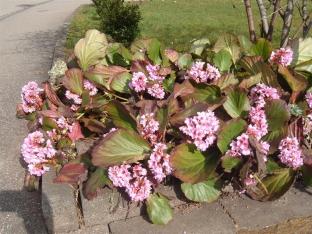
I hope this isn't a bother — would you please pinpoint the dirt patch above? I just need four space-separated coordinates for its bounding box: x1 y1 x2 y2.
237 216 312 234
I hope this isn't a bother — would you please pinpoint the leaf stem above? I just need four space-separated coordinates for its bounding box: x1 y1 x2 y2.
254 173 268 195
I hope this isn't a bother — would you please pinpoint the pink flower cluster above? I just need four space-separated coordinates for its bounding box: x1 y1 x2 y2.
246 106 268 140
278 137 303 168
21 131 56 176
148 143 172 182
303 113 312 135
108 164 152 202
21 81 43 113
188 62 221 83
305 93 312 109
250 83 280 108
55 116 74 133
65 90 82 105
139 113 159 143
270 47 293 67
129 64 166 99
83 79 98 96
179 110 220 151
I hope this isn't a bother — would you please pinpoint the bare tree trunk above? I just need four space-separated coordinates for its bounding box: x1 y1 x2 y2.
302 0 308 36
267 0 281 42
280 0 294 48
256 0 269 37
303 19 312 38
244 0 257 43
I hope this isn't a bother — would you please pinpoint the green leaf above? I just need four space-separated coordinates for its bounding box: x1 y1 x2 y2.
223 87 250 118
301 164 312 186
42 117 58 131
213 50 232 73
213 33 241 63
165 49 179 63
169 102 209 127
178 54 192 70
106 43 130 67
110 72 132 94
147 193 173 225
162 73 176 93
212 73 239 90
190 38 210 56
130 38 152 53
74 29 108 71
184 81 221 104
81 118 107 133
173 79 196 98
250 38 272 61
265 157 280 174
238 73 262 89
290 37 312 68
294 59 312 74
104 100 138 133
84 167 112 200
278 65 308 92
238 35 252 54
265 99 291 131
181 173 222 203
262 125 288 154
91 129 151 168
63 68 84 95
217 118 247 154
85 65 128 86
240 56 280 89
25 112 36 121
247 168 296 201
147 38 162 65
156 107 168 135
170 144 221 184
221 155 243 172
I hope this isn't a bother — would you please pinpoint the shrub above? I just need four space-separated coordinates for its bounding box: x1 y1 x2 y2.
92 0 142 47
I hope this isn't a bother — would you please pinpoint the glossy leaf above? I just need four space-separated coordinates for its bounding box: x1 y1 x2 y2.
240 56 280 89
278 65 308 92
301 164 312 186
84 167 112 200
222 155 243 172
184 82 221 104
290 37 312 68
247 168 296 201
104 100 138 132
81 118 107 133
147 193 173 225
265 157 280 174
212 73 238 90
178 54 192 69
170 144 221 184
223 87 250 118
173 79 196 98
110 72 132 94
262 125 288 154
213 50 232 73
68 121 84 142
217 118 247 154
53 163 87 184
131 38 152 53
238 73 262 89
265 99 291 131
213 33 241 63
250 38 272 61
74 29 108 71
147 38 162 65
169 102 209 127
181 173 222 203
91 129 151 168
162 73 176 93
190 38 210 56
238 35 252 54
85 65 128 86
63 68 84 95
42 117 58 131
294 59 312 74
165 49 179 63
106 43 130 67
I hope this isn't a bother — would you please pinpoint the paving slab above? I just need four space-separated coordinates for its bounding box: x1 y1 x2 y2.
219 182 312 232
42 167 79 233
109 202 236 234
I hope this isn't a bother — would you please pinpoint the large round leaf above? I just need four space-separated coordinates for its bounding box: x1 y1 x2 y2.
190 38 210 56
301 164 312 186
265 99 291 131
110 72 132 94
74 29 108 71
170 144 221 184
247 168 296 201
213 33 241 63
181 173 222 203
147 193 173 225
212 73 239 90
290 37 312 68
185 82 221 104
223 87 250 118
91 129 151 168
213 50 232 73
250 38 272 61
278 65 308 92
63 68 84 95
147 38 162 65
217 118 247 154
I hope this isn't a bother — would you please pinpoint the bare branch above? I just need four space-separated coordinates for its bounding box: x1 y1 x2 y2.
268 0 281 41
244 0 257 43
257 0 269 36
280 0 294 48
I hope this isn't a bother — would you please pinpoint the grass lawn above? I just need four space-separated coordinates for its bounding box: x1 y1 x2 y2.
66 0 311 54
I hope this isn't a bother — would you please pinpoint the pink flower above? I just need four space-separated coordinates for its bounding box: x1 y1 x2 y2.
188 62 221 83
126 176 152 202
148 143 172 182
147 83 165 99
146 63 165 82
139 113 159 143
305 93 312 109
180 110 220 151
65 90 82 104
108 164 132 187
129 72 148 92
21 81 43 113
246 106 268 140
250 83 279 108
270 47 293 67
84 79 98 96
278 137 303 168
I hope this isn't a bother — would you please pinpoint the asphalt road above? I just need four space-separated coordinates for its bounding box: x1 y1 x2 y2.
0 0 90 233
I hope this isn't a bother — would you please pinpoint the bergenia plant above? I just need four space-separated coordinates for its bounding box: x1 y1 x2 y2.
17 30 312 225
